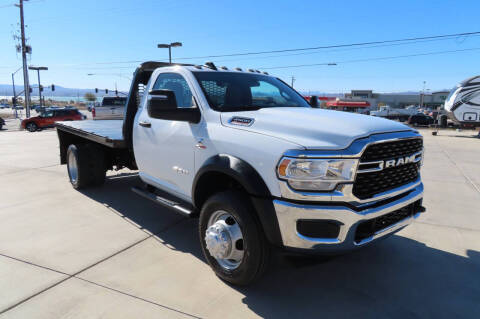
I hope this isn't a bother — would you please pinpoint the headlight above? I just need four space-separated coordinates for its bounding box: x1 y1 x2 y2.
277 157 358 191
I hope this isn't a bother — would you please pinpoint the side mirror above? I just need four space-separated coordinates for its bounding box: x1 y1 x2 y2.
147 89 177 117
309 95 319 108
147 89 201 123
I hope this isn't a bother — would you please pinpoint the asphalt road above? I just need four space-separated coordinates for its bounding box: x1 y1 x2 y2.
0 128 479 318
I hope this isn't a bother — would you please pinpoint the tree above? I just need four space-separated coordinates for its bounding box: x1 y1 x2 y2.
84 93 97 102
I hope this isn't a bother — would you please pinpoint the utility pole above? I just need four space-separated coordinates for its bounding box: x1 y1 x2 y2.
15 0 31 118
291 76 296 88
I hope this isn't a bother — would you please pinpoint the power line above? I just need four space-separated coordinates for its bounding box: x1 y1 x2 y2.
174 31 480 60
21 30 480 69
206 36 480 64
261 47 480 70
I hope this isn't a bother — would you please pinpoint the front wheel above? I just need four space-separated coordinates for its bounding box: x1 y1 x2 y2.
199 191 270 286
26 122 38 132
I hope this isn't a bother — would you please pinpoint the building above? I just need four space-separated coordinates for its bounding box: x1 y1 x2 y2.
344 90 449 110
325 99 370 113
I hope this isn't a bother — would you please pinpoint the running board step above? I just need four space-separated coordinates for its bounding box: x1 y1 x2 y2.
131 186 196 217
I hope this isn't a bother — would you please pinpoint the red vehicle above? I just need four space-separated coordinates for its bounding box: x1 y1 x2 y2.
21 108 85 132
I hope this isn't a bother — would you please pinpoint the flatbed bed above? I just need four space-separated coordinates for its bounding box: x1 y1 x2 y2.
56 120 126 148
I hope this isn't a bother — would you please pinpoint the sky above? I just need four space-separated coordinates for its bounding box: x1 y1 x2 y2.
0 0 480 93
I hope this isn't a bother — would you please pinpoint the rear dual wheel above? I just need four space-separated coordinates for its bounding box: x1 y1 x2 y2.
66 144 106 189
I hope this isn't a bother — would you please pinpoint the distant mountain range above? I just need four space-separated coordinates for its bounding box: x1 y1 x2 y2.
0 84 126 97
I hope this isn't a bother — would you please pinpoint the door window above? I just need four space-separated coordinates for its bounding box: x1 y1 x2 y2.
152 73 194 108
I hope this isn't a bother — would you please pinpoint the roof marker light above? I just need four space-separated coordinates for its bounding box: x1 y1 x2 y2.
205 62 217 70
235 67 242 71
220 66 228 70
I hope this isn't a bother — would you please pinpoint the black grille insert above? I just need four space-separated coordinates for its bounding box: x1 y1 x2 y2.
353 138 422 199
355 201 418 243
360 138 423 162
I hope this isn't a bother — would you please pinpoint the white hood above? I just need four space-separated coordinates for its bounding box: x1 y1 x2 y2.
220 107 413 149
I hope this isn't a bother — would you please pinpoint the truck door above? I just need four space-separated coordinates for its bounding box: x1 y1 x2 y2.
133 72 202 202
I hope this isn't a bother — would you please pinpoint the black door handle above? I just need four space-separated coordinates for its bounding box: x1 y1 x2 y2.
139 121 151 128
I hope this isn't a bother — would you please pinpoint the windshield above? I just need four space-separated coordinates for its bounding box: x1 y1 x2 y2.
446 85 459 101
193 72 310 111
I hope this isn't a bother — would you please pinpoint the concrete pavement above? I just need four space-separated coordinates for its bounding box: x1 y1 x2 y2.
0 128 479 318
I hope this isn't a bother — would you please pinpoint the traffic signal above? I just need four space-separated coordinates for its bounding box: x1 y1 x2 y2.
40 85 44 92
105 89 108 94
95 88 98 93
115 89 118 96
51 84 55 91
12 97 16 105
29 87 32 93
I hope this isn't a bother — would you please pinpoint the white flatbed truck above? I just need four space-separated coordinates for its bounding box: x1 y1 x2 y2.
56 61 426 285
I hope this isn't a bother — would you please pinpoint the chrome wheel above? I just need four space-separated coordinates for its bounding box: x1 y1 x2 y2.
67 150 78 184
205 210 244 270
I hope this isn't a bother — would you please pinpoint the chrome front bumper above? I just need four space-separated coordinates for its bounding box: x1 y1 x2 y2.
273 183 424 252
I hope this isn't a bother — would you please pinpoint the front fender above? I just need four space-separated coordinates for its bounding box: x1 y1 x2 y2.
192 154 283 247
192 154 271 203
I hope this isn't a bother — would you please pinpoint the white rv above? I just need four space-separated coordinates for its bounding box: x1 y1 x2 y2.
444 76 480 127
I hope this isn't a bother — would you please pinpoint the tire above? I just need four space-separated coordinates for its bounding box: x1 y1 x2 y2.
26 122 38 132
66 144 106 189
199 191 270 286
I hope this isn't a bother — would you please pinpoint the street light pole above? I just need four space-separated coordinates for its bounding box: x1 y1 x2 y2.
157 42 182 63
420 81 426 107
29 66 48 107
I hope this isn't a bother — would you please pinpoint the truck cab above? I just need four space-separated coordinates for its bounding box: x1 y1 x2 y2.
56 62 425 285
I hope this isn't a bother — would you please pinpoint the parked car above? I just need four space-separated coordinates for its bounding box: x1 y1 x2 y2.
21 108 85 132
55 61 426 285
0 117 5 130
407 113 435 126
92 96 127 120
0 104 10 109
